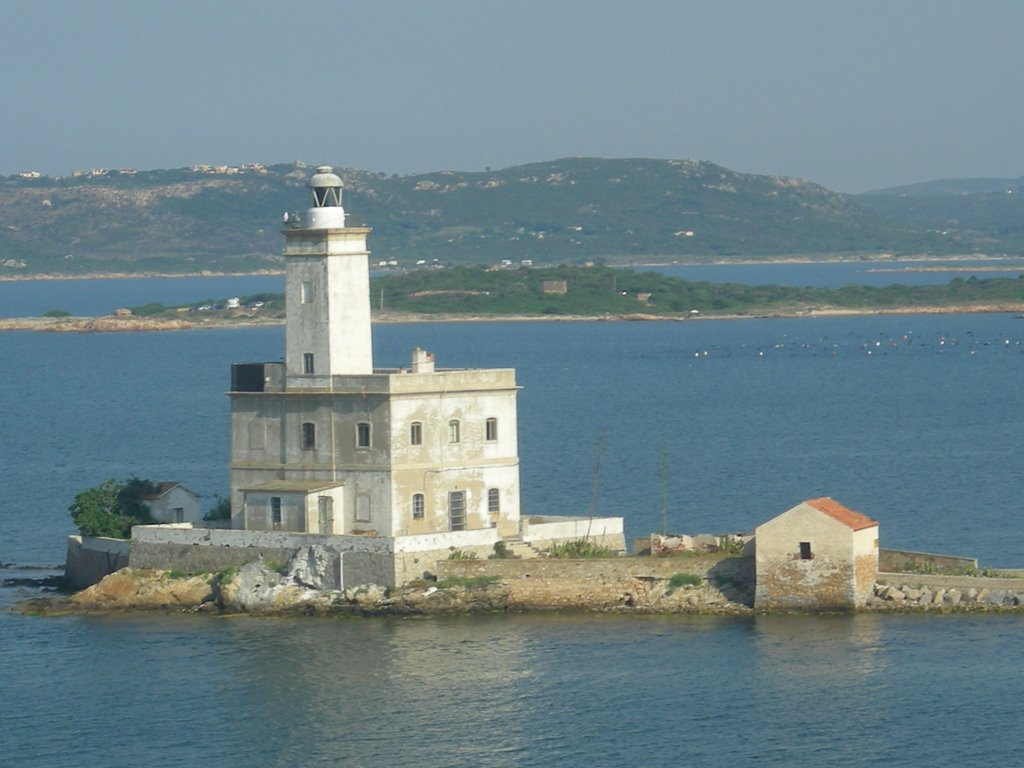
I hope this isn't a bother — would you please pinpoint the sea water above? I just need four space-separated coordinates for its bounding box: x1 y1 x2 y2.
2 295 1024 766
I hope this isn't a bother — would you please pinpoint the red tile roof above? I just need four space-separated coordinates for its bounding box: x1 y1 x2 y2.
804 497 878 531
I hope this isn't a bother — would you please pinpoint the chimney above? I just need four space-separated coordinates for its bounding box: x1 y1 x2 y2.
411 347 435 373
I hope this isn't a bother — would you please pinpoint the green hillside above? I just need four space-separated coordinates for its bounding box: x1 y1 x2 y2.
856 176 1024 251
0 158 984 277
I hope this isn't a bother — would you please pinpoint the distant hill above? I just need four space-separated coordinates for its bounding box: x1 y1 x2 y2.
856 176 1024 252
0 158 989 277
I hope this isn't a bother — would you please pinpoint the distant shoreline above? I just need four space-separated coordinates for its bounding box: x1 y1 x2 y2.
2 303 1023 333
1 254 1021 283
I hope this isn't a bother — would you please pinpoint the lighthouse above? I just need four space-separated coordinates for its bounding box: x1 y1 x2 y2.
224 163 622 585
283 166 373 382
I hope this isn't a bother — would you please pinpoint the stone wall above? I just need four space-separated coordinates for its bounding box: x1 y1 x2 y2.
878 548 977 573
129 525 396 585
521 516 625 553
436 555 754 611
65 536 132 589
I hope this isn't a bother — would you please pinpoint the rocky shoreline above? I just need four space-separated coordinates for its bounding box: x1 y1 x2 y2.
17 561 755 618
16 559 1024 619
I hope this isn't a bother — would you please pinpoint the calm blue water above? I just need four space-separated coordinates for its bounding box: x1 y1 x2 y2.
0 274 284 317
3 290 1024 767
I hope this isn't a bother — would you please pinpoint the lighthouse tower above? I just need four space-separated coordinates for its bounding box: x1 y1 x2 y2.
283 166 373 383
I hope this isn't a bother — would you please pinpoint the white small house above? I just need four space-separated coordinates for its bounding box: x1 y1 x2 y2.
142 482 202 524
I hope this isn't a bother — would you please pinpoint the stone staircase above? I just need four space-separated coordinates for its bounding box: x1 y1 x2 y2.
500 536 545 559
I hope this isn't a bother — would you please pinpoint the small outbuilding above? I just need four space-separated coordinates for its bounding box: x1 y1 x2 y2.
754 497 879 611
141 482 202 525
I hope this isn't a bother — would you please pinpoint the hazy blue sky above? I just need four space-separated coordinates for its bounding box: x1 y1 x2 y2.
3 0 1022 192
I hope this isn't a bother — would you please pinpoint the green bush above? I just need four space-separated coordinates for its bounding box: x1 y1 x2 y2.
68 477 158 538
667 572 702 590
203 494 231 521
489 541 510 559
447 549 479 560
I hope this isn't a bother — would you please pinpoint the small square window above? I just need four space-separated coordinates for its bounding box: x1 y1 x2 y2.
799 542 812 560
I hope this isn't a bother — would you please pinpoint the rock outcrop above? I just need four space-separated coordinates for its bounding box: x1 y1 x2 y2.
62 568 215 611
869 582 1024 610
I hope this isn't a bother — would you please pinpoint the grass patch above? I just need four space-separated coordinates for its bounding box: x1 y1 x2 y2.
437 575 500 589
544 539 613 558
216 565 239 583
447 549 479 560
666 572 702 595
264 558 288 575
166 569 205 580
900 561 1015 578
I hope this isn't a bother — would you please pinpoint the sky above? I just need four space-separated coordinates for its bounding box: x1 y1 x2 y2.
2 0 1023 193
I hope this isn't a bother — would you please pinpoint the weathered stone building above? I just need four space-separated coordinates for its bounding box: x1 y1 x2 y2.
228 167 523 540
754 497 879 611
218 167 624 583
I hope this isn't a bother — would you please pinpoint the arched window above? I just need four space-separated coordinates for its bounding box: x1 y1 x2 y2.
410 422 422 446
485 417 498 442
488 488 500 513
412 493 425 519
448 420 461 443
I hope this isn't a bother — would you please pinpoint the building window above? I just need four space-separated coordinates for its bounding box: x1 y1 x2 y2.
271 497 282 529
410 422 422 446
301 422 316 450
173 507 185 523
303 352 315 374
412 493 425 519
799 542 813 560
355 496 372 523
487 488 500 513
357 421 371 448
486 417 498 442
449 420 460 443
301 281 313 304
248 420 266 450
448 490 466 531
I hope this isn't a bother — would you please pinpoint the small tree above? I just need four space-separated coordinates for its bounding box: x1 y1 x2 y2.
202 494 231 521
69 478 158 538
